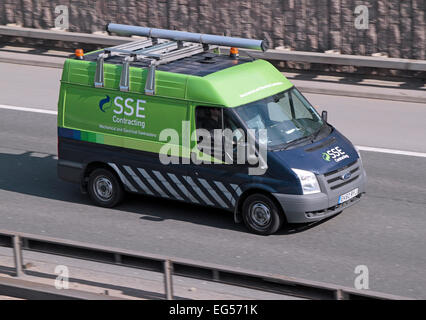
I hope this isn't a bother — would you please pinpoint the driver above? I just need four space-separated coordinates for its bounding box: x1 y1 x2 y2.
201 108 222 133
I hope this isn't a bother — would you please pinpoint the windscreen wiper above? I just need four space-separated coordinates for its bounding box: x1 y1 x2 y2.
276 135 312 151
310 123 325 142
273 123 328 152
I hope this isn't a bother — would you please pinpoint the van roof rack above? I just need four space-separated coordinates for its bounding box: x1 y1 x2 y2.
94 39 213 94
94 24 268 95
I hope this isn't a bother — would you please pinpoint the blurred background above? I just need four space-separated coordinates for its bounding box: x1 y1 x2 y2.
0 0 424 59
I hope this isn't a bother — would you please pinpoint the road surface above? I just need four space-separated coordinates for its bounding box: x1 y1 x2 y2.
0 62 425 298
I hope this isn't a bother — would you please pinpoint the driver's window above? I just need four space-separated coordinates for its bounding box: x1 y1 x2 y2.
195 106 223 155
196 106 223 134
224 111 245 146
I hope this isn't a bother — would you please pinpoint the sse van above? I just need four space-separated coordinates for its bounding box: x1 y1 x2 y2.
57 24 366 235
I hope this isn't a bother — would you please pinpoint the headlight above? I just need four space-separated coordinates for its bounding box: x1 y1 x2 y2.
292 168 321 195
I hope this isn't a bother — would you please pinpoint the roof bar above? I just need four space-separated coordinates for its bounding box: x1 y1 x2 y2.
94 53 109 88
94 25 231 92
145 63 156 96
134 41 178 55
119 56 132 92
105 38 153 53
156 43 210 65
106 41 179 59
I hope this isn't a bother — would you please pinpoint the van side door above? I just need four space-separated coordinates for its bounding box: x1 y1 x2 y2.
113 95 190 202
183 106 252 211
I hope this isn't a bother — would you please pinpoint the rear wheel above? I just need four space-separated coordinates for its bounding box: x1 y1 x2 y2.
88 168 124 208
242 194 284 235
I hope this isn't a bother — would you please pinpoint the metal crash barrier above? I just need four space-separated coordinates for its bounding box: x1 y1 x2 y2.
0 25 425 71
0 230 410 300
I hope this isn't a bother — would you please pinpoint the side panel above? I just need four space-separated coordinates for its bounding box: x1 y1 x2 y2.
60 83 191 156
58 82 240 211
58 138 239 211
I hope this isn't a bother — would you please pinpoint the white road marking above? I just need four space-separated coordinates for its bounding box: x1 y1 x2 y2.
0 147 26 155
1 103 426 159
0 104 57 115
29 152 50 158
356 146 426 158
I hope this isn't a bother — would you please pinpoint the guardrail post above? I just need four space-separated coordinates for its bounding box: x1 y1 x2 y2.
335 289 348 300
114 253 122 264
12 235 24 277
163 259 174 300
212 269 220 281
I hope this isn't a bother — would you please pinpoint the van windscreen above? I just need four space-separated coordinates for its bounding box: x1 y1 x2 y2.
233 88 324 150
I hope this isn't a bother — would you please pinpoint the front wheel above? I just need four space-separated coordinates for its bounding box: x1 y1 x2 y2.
242 194 284 235
88 168 124 208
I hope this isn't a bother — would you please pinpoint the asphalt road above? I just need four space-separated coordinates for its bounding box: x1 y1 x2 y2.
0 62 425 298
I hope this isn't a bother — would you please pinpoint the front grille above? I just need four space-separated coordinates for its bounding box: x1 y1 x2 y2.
324 160 360 190
329 175 358 190
324 160 357 177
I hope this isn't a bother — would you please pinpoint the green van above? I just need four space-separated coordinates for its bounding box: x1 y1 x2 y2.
58 25 366 235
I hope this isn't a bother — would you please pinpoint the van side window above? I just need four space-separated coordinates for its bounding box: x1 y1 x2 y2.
195 106 223 155
196 106 223 135
223 110 245 146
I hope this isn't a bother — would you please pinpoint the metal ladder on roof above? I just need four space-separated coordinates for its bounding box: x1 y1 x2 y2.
94 37 215 95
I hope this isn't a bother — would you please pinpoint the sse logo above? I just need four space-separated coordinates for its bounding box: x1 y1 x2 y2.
322 152 331 162
98 95 146 118
99 95 112 112
322 146 349 163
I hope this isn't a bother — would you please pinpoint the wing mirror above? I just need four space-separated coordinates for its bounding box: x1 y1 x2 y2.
321 110 328 122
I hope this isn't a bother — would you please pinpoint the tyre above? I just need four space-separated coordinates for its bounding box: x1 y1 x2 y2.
87 168 124 208
242 194 284 235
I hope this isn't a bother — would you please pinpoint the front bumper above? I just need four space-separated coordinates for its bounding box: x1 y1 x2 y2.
273 159 367 223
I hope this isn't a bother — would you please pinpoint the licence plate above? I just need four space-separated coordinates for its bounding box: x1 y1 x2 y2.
338 188 359 204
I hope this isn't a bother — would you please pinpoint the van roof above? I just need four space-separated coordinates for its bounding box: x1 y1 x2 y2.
62 51 293 108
